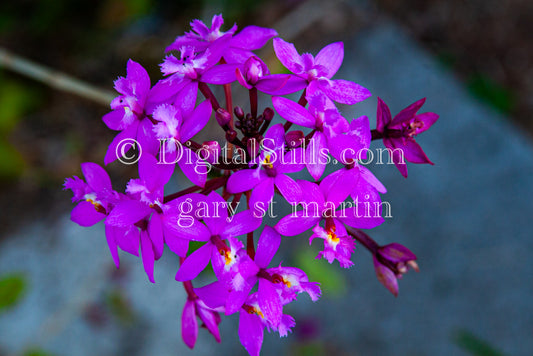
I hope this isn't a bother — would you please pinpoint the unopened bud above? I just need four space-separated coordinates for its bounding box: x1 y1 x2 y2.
215 108 231 127
225 129 238 142
285 130 304 148
243 56 268 85
263 107 274 122
234 106 245 120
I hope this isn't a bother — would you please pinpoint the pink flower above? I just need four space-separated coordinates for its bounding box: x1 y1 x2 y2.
374 97 439 177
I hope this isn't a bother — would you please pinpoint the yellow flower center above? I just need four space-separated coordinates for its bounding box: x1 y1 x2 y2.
263 154 274 169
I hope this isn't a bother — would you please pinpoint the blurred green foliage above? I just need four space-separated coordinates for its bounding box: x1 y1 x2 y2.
204 0 261 24
467 73 515 115
0 77 43 180
0 272 27 314
106 288 136 325
291 341 327 356
295 249 345 296
22 349 57 356
454 329 506 356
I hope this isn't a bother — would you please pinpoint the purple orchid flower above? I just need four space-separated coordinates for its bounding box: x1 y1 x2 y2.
238 292 296 356
64 162 134 268
265 264 321 304
273 38 371 105
196 227 320 324
236 56 306 95
181 296 222 349
104 153 180 282
373 243 419 297
275 180 383 241
166 14 277 64
375 97 439 177
102 60 160 165
310 219 356 268
227 124 304 212
195 283 296 356
208 227 285 324
174 191 261 282
272 94 360 180
151 35 239 104
152 99 212 187
64 162 118 227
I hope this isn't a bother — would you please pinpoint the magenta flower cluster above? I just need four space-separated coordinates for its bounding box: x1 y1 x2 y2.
64 14 438 355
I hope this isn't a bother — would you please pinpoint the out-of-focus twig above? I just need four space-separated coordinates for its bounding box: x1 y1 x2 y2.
0 47 114 106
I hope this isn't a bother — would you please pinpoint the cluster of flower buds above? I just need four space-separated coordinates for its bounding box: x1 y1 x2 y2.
64 14 438 356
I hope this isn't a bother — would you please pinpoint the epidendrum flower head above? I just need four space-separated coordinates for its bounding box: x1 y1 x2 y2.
65 13 438 356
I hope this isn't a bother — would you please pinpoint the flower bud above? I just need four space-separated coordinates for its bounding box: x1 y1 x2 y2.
226 129 237 142
374 243 418 297
234 106 245 120
285 130 304 148
215 108 231 127
263 107 274 122
243 56 268 85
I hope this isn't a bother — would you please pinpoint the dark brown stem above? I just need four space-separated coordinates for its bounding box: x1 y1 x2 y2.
246 191 255 259
223 83 234 129
345 226 379 254
199 82 220 110
247 232 255 260
371 129 404 140
249 87 258 119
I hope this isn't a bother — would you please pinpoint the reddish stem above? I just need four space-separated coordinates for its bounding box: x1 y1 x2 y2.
345 226 379 254
249 87 258 119
199 82 220 110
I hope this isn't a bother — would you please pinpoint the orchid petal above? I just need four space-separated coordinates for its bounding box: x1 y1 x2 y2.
320 79 371 105
258 278 282 327
315 42 344 78
106 200 151 227
227 168 263 193
221 210 262 239
140 230 155 283
390 98 426 127
275 174 302 205
201 63 240 84
275 211 320 236
255 226 281 268
148 212 164 260
71 201 106 227
175 243 213 281
231 26 277 50
177 146 207 187
105 224 120 268
181 300 198 349
273 38 304 74
374 256 398 296
194 281 229 308
104 122 139 165
239 310 264 356
272 96 315 128
180 99 212 142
